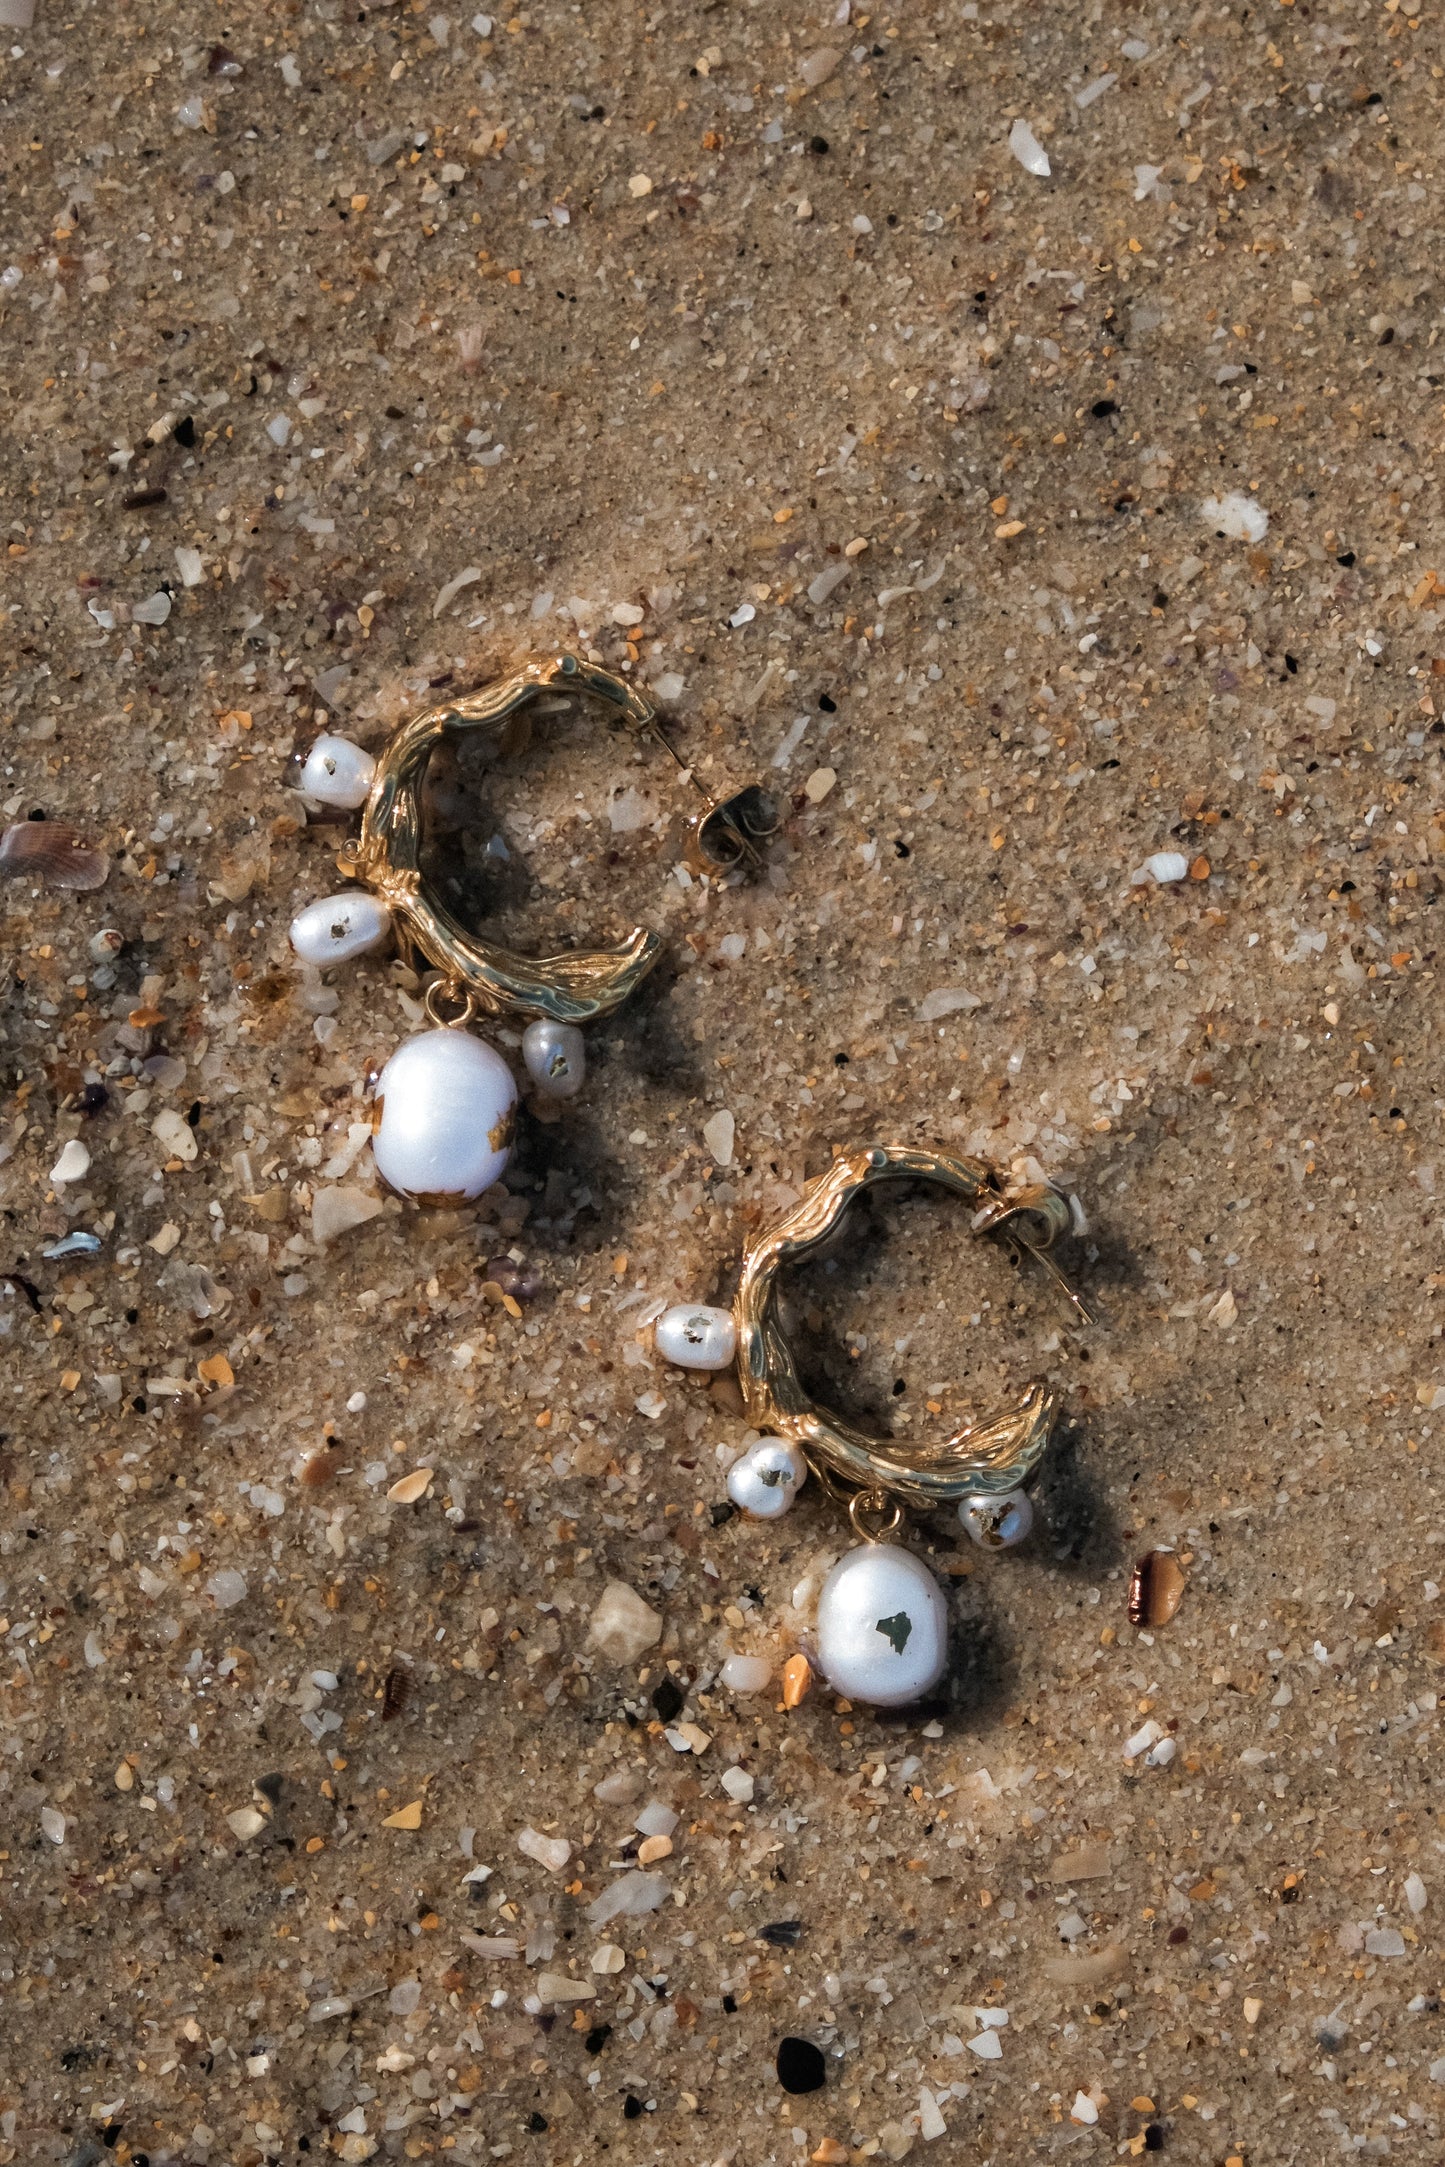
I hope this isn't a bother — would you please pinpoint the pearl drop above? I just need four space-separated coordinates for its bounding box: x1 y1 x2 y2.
290 890 391 966
958 1488 1034 1550
371 1028 516 1201
726 1436 807 1520
655 1302 737 1372
814 1544 948 1707
300 733 376 810
522 1018 586 1099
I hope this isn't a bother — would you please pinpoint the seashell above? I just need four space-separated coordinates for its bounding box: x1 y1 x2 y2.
0 818 109 891
1127 1549 1187 1628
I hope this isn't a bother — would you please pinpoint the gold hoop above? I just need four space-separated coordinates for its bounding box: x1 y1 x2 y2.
732 1142 1076 1511
348 655 665 1026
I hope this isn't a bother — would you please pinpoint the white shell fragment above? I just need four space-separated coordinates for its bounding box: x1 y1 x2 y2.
1136 851 1190 887
655 1303 737 1372
1008 117 1051 177
371 1028 516 1201
958 1488 1034 1549
290 890 392 965
50 1138 92 1185
300 732 377 809
814 1544 948 1707
1201 491 1269 544
522 1018 586 1099
726 1436 808 1520
517 1825 571 1872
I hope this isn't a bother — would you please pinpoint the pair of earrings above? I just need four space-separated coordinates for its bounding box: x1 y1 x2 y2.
288 655 1090 1708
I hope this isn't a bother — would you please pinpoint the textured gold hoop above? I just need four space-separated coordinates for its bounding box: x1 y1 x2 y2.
346 654 664 1026
732 1142 1075 1510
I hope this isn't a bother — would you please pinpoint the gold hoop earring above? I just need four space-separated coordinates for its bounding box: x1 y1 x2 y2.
646 1142 1090 1708
287 653 770 1204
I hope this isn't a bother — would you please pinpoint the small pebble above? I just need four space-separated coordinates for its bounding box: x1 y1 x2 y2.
719 1652 773 1695
720 1766 755 1804
776 2036 827 2095
587 1580 663 1666
781 1653 814 1708
593 1766 645 1806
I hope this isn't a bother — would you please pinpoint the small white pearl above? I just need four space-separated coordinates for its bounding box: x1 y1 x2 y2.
655 1303 737 1372
290 890 391 966
726 1436 807 1520
958 1489 1034 1549
522 1019 586 1099
300 733 376 810
815 1544 948 1707
372 1028 516 1201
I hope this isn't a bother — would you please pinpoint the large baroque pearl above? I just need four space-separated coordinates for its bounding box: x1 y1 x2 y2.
814 1544 948 1707
371 1028 516 1201
300 733 376 810
655 1302 736 1371
726 1436 807 1519
290 890 391 966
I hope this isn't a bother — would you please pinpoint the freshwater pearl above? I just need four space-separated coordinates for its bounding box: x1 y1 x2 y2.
300 733 376 810
290 890 391 966
655 1302 736 1372
522 1018 586 1099
371 1028 516 1201
726 1436 807 1520
958 1488 1034 1550
814 1544 948 1707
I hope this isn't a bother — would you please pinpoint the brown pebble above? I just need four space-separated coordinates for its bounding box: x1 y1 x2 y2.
1426 1620 1445 1659
1128 1549 1187 1628
300 1448 340 1488
781 1653 813 1708
709 1371 747 1418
